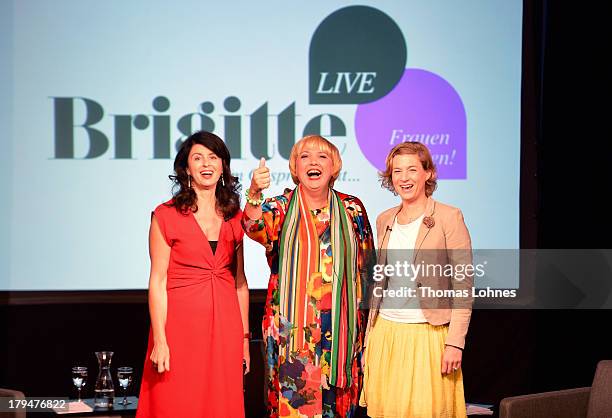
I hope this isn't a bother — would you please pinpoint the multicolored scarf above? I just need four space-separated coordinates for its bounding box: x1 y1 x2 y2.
278 185 358 388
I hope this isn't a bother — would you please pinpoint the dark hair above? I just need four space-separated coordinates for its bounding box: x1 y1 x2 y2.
168 131 241 220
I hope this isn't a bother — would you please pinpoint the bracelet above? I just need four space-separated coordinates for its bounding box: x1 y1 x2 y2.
245 188 264 206
244 332 252 340
445 344 463 351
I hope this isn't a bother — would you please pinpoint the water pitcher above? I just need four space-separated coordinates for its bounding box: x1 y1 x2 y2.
94 351 115 408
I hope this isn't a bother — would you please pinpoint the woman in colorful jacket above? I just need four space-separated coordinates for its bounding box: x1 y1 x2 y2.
242 135 375 418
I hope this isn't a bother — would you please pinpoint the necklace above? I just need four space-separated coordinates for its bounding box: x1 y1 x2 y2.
398 206 426 225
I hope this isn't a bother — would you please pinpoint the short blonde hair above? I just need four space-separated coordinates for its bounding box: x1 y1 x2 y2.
288 135 342 186
379 142 438 196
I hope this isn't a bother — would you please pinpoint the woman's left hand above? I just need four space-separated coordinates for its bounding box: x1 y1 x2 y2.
243 340 250 375
441 345 462 375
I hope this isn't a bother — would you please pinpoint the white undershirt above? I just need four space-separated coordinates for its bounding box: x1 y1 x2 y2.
379 215 428 323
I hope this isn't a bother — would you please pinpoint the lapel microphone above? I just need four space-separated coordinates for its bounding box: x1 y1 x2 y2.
381 213 399 247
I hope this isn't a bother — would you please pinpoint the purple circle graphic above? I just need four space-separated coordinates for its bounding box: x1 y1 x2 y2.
355 68 466 179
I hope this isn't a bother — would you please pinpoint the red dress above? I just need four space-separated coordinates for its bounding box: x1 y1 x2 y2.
136 201 245 418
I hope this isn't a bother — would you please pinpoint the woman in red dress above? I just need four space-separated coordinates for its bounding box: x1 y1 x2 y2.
136 131 250 418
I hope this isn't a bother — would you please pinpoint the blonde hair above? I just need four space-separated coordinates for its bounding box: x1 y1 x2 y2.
288 135 342 186
379 142 438 196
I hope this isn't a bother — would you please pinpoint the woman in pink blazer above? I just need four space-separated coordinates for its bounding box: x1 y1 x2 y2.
360 141 473 418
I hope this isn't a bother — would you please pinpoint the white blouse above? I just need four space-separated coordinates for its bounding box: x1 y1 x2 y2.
379 214 428 323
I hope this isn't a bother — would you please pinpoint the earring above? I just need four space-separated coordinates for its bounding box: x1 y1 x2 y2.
188 175 191 189
219 176 225 187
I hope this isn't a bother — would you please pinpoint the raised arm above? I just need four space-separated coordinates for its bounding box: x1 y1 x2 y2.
242 159 290 249
244 158 270 222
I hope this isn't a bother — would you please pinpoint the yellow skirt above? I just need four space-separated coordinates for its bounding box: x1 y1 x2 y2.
359 317 467 418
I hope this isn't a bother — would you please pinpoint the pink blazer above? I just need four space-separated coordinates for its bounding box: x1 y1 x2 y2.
365 197 473 349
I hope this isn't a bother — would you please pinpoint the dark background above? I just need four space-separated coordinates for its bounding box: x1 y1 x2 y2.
2 1 611 417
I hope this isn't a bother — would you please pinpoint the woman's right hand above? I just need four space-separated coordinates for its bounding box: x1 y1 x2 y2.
150 341 170 373
249 158 271 195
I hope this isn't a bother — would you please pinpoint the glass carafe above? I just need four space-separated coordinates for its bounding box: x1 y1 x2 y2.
94 351 115 408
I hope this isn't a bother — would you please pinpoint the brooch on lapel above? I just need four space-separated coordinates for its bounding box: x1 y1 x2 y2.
423 216 435 228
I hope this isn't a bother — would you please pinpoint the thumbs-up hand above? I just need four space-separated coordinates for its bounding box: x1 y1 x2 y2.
250 158 271 194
